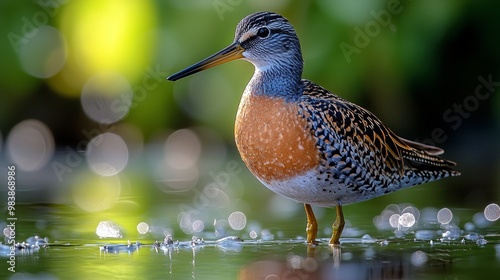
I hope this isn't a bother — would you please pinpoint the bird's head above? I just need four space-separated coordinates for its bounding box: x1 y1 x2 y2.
167 11 303 81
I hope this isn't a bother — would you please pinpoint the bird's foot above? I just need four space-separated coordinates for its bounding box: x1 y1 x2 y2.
304 204 318 245
329 204 345 245
306 221 318 245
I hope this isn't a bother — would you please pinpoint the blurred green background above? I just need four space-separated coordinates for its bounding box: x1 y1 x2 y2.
0 0 499 244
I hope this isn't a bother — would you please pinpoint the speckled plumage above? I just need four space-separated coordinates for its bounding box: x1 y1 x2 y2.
298 80 459 204
167 11 460 244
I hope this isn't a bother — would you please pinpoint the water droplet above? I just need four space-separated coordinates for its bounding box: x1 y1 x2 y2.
361 234 376 243
96 221 122 238
464 232 481 241
441 223 461 240
476 238 488 246
216 236 243 251
261 229 274 241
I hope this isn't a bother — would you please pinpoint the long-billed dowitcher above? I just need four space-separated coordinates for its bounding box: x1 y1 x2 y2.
167 11 460 244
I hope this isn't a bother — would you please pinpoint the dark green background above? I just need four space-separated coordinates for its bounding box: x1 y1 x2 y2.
0 1 499 278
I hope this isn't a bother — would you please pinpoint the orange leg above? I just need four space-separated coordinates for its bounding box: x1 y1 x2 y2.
329 204 345 244
304 204 318 244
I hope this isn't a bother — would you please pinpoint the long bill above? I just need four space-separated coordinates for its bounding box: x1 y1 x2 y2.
167 42 245 81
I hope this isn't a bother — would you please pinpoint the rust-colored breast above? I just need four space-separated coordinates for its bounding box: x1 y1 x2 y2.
235 94 319 182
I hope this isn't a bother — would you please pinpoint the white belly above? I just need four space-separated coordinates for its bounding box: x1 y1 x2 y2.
257 168 397 207
256 169 343 207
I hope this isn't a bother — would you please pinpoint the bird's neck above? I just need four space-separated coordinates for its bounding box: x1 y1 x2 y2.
246 66 302 101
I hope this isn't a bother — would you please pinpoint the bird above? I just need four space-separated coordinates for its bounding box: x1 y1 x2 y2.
167 11 460 244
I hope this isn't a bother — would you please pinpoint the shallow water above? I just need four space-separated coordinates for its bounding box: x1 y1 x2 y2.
2 236 500 279
2 203 499 279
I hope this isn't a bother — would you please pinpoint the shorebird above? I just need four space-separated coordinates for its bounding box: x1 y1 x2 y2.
167 11 460 244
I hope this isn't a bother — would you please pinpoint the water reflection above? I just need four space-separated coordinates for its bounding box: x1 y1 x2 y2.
239 243 451 280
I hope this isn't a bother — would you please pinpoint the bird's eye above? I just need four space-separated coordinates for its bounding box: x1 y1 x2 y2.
257 27 270 38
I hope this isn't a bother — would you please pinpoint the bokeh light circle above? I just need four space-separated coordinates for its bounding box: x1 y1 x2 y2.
484 203 500 222
399 212 416 228
164 129 201 170
410 250 428 266
228 211 247 230
86 133 129 176
437 208 453 224
249 230 258 239
288 254 302 269
81 72 132 124
7 119 54 171
389 214 400 228
137 222 150 234
19 25 67 78
402 206 420 222
473 212 490 228
192 220 205 233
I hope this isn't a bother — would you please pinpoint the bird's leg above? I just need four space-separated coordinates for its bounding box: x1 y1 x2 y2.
304 204 318 244
329 203 345 244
